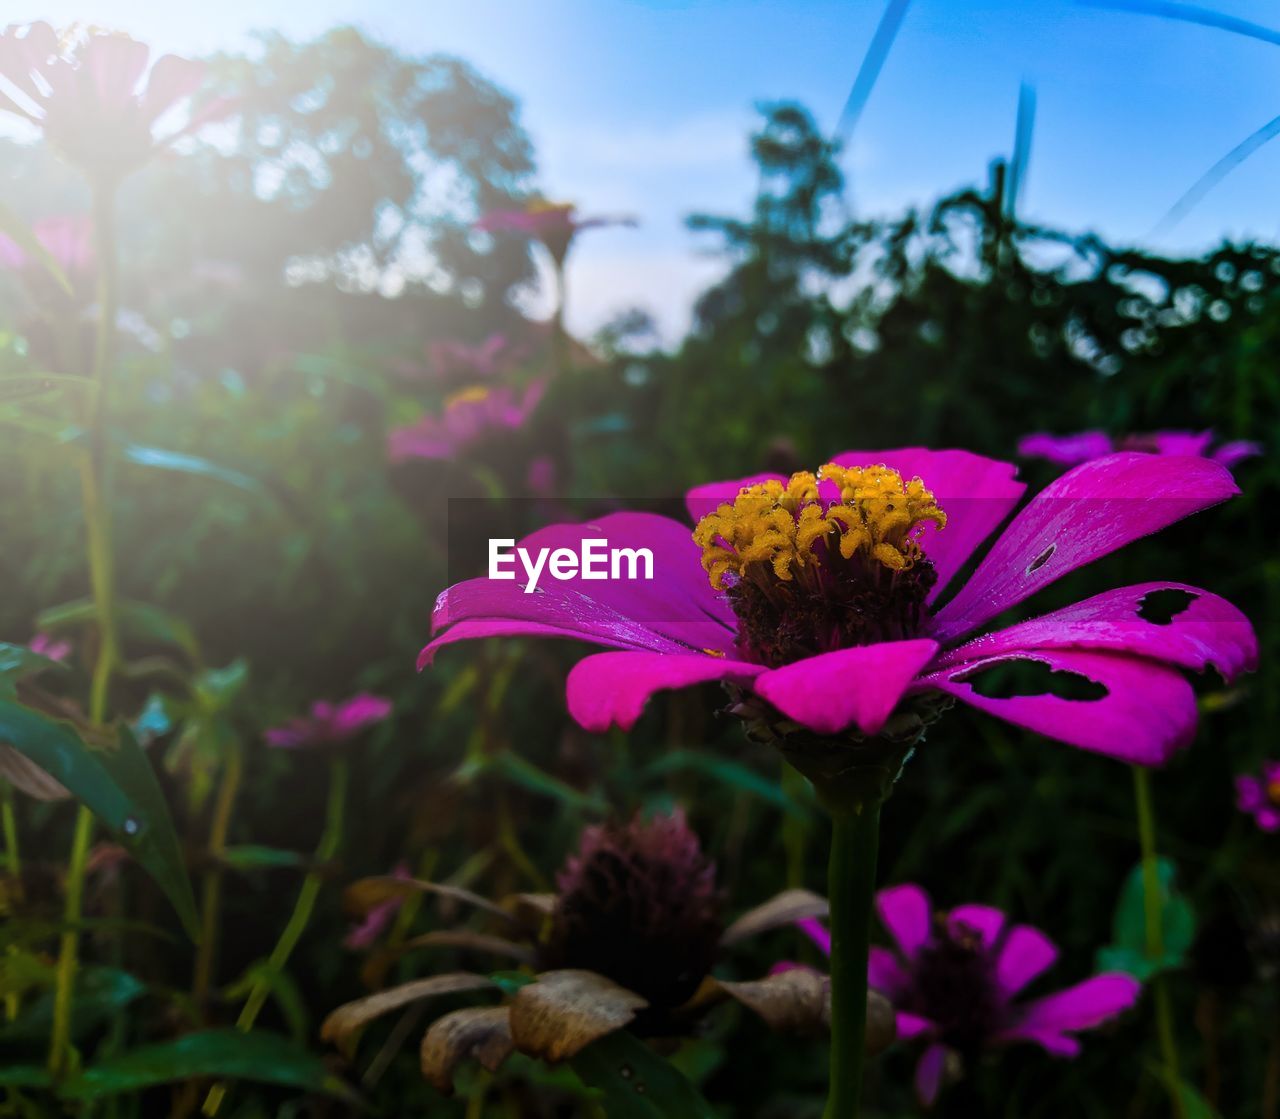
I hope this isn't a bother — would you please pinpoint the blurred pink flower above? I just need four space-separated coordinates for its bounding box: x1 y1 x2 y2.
1236 761 1280 833
388 380 547 463
0 22 236 179
0 213 94 280
1019 429 1260 472
475 199 635 264
425 333 516 383
28 632 72 662
344 861 411 950
788 885 1141 1107
264 694 392 750
526 454 556 497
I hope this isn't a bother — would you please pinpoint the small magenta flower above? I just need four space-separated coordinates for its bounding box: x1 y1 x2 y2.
0 213 95 292
264 694 391 750
344 861 411 950
475 199 635 265
794 885 1141 1106
27 632 72 663
388 381 547 464
1020 429 1260 472
0 22 235 179
1236 761 1280 832
422 449 1256 766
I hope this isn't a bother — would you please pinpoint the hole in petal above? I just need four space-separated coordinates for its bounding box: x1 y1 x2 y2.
1026 544 1055 574
1138 588 1197 625
956 659 1108 702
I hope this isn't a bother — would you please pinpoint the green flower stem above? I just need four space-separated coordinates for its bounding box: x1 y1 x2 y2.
201 755 349 1117
823 797 882 1119
192 739 244 1008
1133 766 1186 1119
3 785 21 1022
49 175 121 1078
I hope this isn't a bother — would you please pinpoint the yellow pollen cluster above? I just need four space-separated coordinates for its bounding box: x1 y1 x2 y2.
693 464 947 590
445 385 493 409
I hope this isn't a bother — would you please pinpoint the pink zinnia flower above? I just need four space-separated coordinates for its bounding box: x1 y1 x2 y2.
0 22 235 179
421 449 1256 766
264 694 392 750
1020 429 1260 472
0 213 94 288
388 381 547 464
1236 761 1280 832
475 199 635 264
790 884 1140 1106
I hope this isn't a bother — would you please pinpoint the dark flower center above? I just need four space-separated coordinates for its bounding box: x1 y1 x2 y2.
693 465 945 667
903 917 1003 1057
542 813 723 1030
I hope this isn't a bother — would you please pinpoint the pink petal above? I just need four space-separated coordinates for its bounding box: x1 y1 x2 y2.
1018 431 1115 465
898 1012 938 1041
140 53 206 122
919 648 1198 765
1256 807 1280 832
931 453 1238 644
934 582 1256 683
427 511 738 657
998 973 1140 1052
1212 440 1262 469
869 945 909 998
876 884 933 961
914 1042 950 1108
829 448 1026 601
797 916 831 955
566 651 764 732
946 904 1007 949
684 472 785 523
1148 430 1214 458
419 616 682 669
994 925 1059 999
751 639 939 736
332 694 392 737
80 33 150 109
1236 775 1265 812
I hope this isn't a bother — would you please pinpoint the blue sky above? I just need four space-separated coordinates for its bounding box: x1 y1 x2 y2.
19 0 1280 339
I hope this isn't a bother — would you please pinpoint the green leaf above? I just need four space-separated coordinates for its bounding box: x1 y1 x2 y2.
120 443 274 505
0 967 145 1043
0 202 72 295
645 749 811 819
0 642 66 697
36 599 200 660
488 751 607 814
570 1031 717 1119
195 659 249 710
0 703 198 939
0 372 93 405
224 963 310 1042
58 1029 358 1102
219 844 309 871
1097 859 1196 980
0 1065 51 1090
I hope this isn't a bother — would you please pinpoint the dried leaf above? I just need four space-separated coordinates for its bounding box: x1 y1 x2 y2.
509 969 647 1063
344 876 528 932
320 972 493 1058
507 892 556 923
712 971 896 1055
720 888 829 946
420 1006 514 1094
360 931 534 990
0 744 69 800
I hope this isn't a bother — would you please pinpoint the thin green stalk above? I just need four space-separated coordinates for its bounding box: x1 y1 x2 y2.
202 756 349 1117
3 785 21 1022
1133 766 1186 1119
50 175 121 1078
823 799 881 1119
192 740 244 1008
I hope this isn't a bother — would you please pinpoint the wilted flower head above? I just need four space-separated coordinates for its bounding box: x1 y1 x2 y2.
475 198 635 265
1020 429 1260 472
0 22 234 179
387 381 546 464
264 693 391 750
794 884 1141 1107
423 449 1256 771
543 811 723 1018
1236 761 1280 833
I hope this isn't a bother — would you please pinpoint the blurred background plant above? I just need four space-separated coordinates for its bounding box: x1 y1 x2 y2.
0 6 1278 1117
